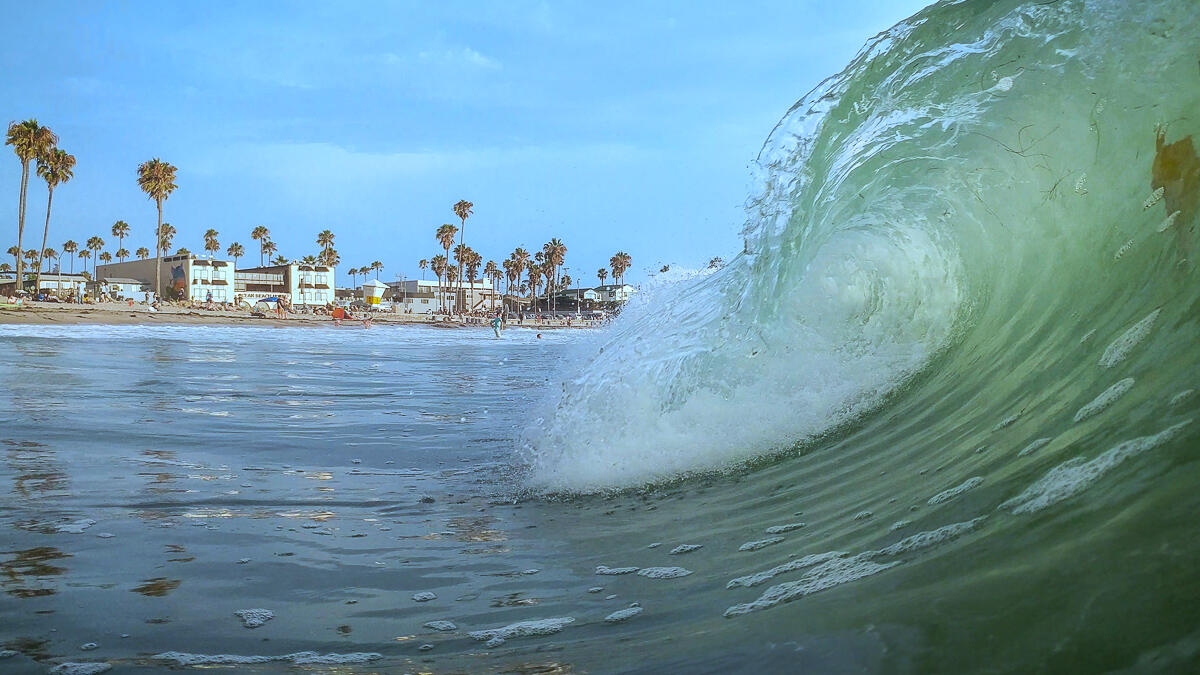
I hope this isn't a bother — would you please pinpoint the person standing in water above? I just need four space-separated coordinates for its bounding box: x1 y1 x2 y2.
491 312 503 338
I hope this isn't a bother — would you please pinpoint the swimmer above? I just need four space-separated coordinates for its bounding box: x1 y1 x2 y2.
491 313 503 338
536 333 542 339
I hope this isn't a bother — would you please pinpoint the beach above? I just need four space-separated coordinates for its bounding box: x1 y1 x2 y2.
0 301 592 328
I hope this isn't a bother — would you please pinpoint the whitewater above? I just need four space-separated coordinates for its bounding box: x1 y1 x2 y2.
3 1 1199 673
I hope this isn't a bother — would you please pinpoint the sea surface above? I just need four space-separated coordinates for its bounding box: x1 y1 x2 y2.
5 0 1200 672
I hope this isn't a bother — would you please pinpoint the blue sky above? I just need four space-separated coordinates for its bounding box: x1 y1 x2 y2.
2 0 928 285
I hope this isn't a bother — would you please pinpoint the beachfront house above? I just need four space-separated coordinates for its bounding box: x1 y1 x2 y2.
96 254 235 302
384 278 497 313
551 287 601 311
595 283 637 304
235 261 336 307
94 277 148 300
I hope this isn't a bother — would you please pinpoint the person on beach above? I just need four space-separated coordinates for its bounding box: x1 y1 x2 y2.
491 313 503 338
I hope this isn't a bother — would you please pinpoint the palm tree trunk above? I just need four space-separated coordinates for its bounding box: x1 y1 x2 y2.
36 187 53 296
15 161 29 288
457 221 465 313
155 200 163 299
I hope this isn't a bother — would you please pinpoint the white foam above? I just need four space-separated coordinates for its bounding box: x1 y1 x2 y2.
411 591 437 602
423 620 456 631
875 517 988 556
1099 309 1161 368
595 565 639 575
57 518 97 534
1113 239 1135 261
764 522 806 534
1074 378 1135 423
636 566 693 579
928 477 984 505
853 511 874 520
235 609 274 628
724 554 899 618
153 651 382 666
604 605 644 623
1018 437 1053 457
1157 210 1181 232
993 412 1021 431
726 551 847 589
739 537 785 552
1002 420 1192 514
50 664 111 675
669 544 703 555
468 617 574 648
1169 389 1193 406
889 520 912 531
1143 186 1165 209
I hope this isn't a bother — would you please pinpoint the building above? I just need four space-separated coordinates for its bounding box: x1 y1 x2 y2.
96 255 235 302
384 278 498 313
235 261 335 307
551 287 601 310
594 284 637 304
1 272 89 298
93 277 148 300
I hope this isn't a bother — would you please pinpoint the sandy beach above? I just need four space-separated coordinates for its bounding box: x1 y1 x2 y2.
0 301 592 328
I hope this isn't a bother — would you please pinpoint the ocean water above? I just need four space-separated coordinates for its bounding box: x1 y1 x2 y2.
5 0 1200 672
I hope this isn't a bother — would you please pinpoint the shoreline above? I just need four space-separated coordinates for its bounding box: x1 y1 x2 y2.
0 302 596 329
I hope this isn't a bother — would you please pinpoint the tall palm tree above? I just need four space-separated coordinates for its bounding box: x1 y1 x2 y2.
542 238 566 311
6 119 57 288
135 246 150 260
77 249 90 276
136 158 179 298
610 251 631 285
452 243 469 305
527 263 541 311
111 221 130 258
418 258 428 280
597 268 608 285
34 147 75 294
273 254 287 266
318 247 338 268
61 240 78 273
347 267 358 287
226 242 244 268
435 223 457 309
6 245 19 275
371 260 383 279
42 248 57 272
261 240 277 264
452 200 473 311
430 255 448 313
0 263 10 274
464 249 482 311
99 251 112 265
116 247 130 262
175 247 190 256
85 236 104 277
300 255 317 265
251 226 270 265
203 229 220 258
484 260 498 312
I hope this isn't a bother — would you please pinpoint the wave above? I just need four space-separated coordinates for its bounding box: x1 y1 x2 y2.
522 0 1199 494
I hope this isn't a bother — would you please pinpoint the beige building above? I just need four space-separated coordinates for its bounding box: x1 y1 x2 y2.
235 262 335 307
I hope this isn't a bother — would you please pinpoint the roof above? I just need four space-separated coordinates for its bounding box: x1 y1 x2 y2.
99 277 145 285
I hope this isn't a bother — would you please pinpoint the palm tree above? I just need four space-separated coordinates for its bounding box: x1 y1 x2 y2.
175 247 190 256
203 229 220 258
347 267 358 287
99 251 112 265
418 258 428 280
261 240 277 264
452 200 473 310
135 246 150 260
42 248 57 272
251 226 270 265
116 247 129 262
317 229 335 254
6 246 19 275
527 263 542 310
61 240 78 273
300 255 317 265
158 224 176 254
464 249 482 311
85 236 104 277
6 119 57 288
226 242 244 268
34 147 75 294
370 260 383 279
273 254 288 266
111 221 130 258
0 263 9 274
597 268 608 285
452 243 469 304
136 158 179 298
319 248 339 269
610 251 632 285
430 255 448 313
542 238 566 311
484 260 498 312
78 249 90 275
